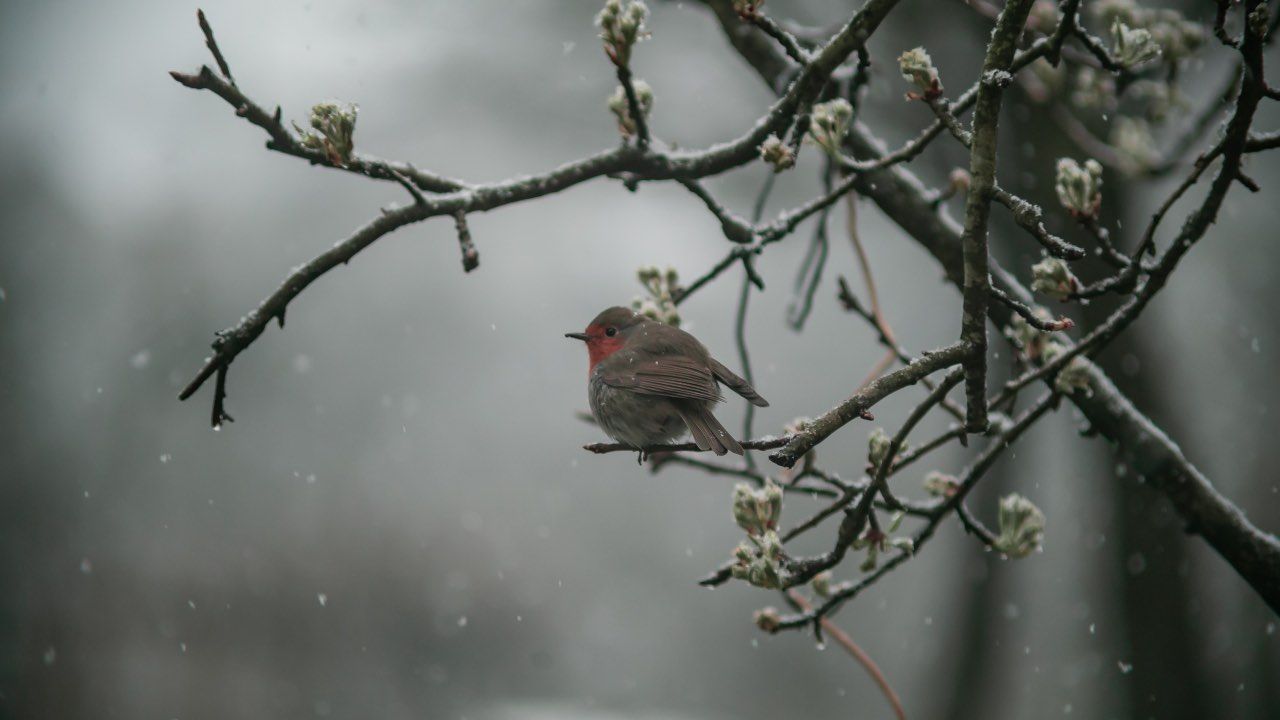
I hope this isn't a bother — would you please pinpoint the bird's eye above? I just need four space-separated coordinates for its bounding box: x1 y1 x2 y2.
605 327 617 337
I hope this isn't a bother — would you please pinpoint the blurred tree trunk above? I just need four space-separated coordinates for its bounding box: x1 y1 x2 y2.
1087 186 1212 720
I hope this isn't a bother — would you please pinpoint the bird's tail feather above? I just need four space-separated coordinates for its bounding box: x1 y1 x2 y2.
679 407 743 456
678 407 741 456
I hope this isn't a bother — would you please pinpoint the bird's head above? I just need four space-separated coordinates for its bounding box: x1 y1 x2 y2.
565 306 646 369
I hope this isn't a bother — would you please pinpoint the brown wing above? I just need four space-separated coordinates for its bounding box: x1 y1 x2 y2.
597 352 722 403
707 357 769 407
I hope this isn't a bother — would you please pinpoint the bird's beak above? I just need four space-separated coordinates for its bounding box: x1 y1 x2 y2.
564 332 589 341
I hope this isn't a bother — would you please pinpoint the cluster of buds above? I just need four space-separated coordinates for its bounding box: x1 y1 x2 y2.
923 471 960 498
607 81 654 137
807 98 853 157
730 481 789 589
897 47 942 100
866 427 896 470
632 265 680 326
1041 342 1093 396
851 513 913 572
732 480 783 535
733 0 764 20
1110 18 1162 70
1094 0 1203 64
993 493 1045 558
295 101 357 166
1054 157 1103 219
1109 117 1159 175
1030 258 1081 301
596 0 649 66
759 134 795 172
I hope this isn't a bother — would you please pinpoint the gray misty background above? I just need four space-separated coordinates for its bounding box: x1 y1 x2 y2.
1 1 1277 718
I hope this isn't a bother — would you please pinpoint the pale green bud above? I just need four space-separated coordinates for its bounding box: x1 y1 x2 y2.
732 483 761 534
295 101 358 166
923 471 959 497
1041 343 1093 396
867 427 892 468
1030 258 1080 301
808 98 853 156
596 0 649 66
753 606 782 632
897 47 941 99
993 493 1045 558
1111 19 1161 69
759 134 795 172
607 80 654 137
1054 158 1103 218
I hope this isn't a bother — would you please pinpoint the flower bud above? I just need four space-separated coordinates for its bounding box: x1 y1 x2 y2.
897 47 941 99
732 483 761 534
923 471 959 497
596 0 649 66
761 479 783 530
607 80 654 137
867 427 892 469
993 493 1045 558
808 99 853 156
1054 158 1103 219
1030 258 1080 301
753 606 782 633
1041 343 1093 396
1111 19 1161 69
759 134 796 172
296 101 358 166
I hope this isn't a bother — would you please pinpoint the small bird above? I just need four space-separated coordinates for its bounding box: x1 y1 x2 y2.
567 306 769 458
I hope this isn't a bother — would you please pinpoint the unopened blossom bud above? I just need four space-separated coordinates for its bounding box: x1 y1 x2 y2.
867 427 892 468
993 493 1045 558
808 98 853 156
759 134 795 172
1111 19 1161 69
753 606 782 632
923 471 959 497
761 480 783 530
1054 158 1103 218
897 47 941 99
948 168 971 193
296 101 358 166
596 0 649 66
1041 343 1093 396
733 483 761 534
607 80 654 137
1030 258 1080 301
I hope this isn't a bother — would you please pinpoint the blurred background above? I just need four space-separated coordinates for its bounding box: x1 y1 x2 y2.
1 1 1277 718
